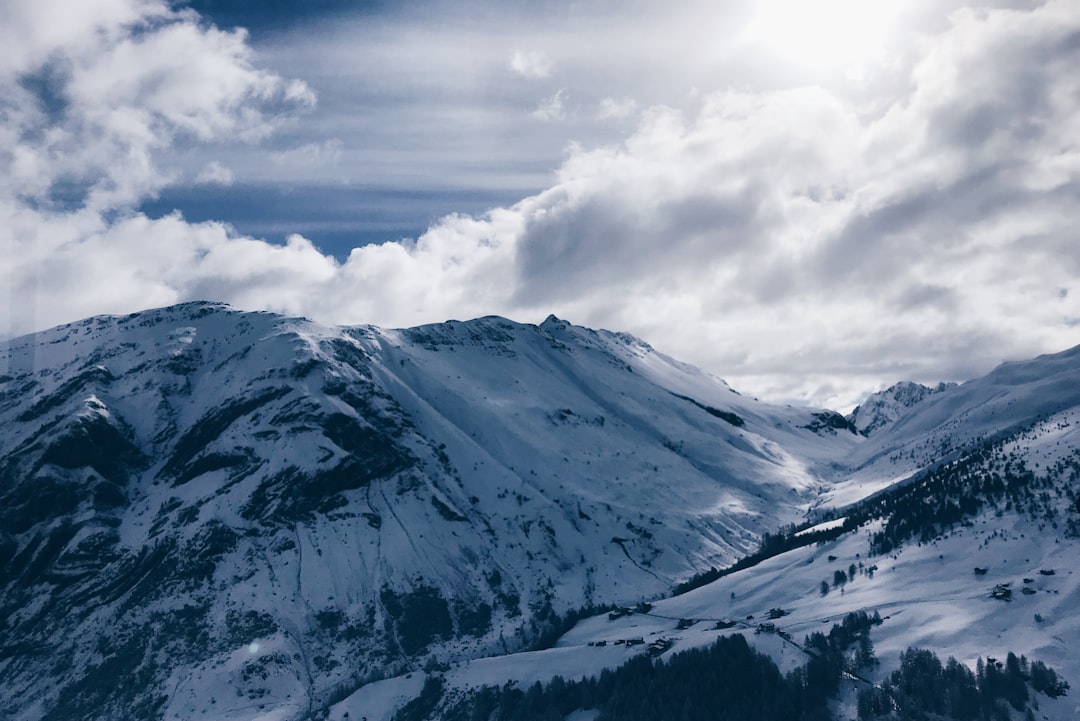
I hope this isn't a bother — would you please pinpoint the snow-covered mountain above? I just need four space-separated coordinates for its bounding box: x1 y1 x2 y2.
336 349 1080 721
1 302 1078 721
847 381 956 436
0 302 857 720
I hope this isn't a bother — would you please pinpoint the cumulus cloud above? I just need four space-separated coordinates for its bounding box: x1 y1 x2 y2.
0 0 314 212
0 0 313 333
4 0 1080 411
485 0 1079 406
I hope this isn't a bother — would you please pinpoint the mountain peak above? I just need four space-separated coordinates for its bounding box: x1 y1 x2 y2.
846 379 959 436
7 303 1080 721
540 313 567 328
848 380 956 436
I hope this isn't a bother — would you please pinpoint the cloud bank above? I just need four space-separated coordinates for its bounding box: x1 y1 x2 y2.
2 0 1079 410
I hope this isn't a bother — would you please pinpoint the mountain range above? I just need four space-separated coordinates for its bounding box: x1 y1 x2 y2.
1 302 1077 721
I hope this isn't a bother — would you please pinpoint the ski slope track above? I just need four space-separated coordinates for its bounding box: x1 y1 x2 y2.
0 301 1077 720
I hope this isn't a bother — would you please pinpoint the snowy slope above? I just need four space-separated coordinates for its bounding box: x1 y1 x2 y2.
819 345 1080 509
4 302 1080 721
334 416 1080 720
0 303 855 721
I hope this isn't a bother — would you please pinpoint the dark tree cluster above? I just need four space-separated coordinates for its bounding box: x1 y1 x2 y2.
528 601 617 651
439 634 806 721
393 676 446 721
863 442 1080 555
436 612 881 721
857 648 1069 721
673 518 857 596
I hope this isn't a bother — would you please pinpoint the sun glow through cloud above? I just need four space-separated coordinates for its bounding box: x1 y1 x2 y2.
745 0 903 71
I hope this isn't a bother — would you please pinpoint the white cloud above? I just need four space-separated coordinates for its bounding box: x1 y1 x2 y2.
509 49 554 79
597 96 637 120
0 0 314 212
0 0 313 332
194 161 234 186
270 139 344 167
532 89 567 121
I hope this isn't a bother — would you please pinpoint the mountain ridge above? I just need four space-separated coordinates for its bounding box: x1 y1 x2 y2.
0 302 851 720
2 302 1079 721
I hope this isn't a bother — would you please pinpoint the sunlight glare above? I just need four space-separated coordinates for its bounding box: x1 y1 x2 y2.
746 0 902 71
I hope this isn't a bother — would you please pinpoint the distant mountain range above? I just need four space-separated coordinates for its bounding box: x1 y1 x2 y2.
1 302 1077 720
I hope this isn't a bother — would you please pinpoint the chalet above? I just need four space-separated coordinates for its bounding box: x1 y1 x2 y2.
648 638 673 656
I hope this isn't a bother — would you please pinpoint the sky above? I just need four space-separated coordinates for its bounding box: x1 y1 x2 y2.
2 0 1079 410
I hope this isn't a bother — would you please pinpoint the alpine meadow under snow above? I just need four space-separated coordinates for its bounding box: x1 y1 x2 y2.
1 302 1078 720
